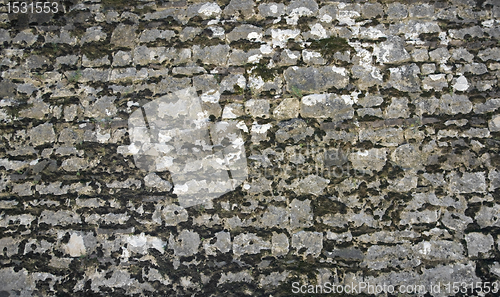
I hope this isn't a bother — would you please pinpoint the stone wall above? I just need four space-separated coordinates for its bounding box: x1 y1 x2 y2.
1 0 500 296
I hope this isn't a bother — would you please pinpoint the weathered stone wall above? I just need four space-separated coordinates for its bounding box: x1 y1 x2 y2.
1 0 500 295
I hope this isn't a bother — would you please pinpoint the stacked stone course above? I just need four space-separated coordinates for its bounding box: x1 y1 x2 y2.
1 0 500 295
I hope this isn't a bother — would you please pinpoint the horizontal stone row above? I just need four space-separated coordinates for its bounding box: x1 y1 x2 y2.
1 226 498 260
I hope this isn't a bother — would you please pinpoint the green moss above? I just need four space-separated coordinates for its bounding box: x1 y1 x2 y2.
101 0 135 10
68 69 82 83
308 37 354 60
234 84 245 95
250 59 275 82
291 85 303 99
81 45 109 60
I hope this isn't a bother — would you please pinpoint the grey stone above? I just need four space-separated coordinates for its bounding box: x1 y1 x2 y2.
464 63 488 75
82 55 110 67
390 20 441 38
0 268 36 296
359 127 404 146
258 2 285 18
227 24 262 43
193 74 219 94
374 36 411 64
271 233 289 257
414 96 440 116
293 175 329 196
387 63 421 92
13 30 37 46
112 50 132 66
179 27 202 42
429 47 451 64
18 98 51 120
391 144 424 170
361 3 383 18
223 0 255 18
154 77 192 94
421 63 436 75
288 199 313 231
278 49 300 66
291 231 322 257
442 211 473 233
80 68 111 82
388 172 418 192
81 27 107 44
284 66 349 94
411 49 429 62
169 230 200 257
0 29 10 43
273 97 299 120
357 230 420 244
440 94 472 115
449 26 484 39
56 55 79 66
106 178 142 189
157 204 188 226
386 3 408 20
414 240 464 260
275 119 314 142
144 173 172 192
192 44 230 66
26 55 49 69
286 0 319 23
245 99 270 118
351 66 383 89
186 2 222 19
133 46 167 65
302 49 326 64
384 97 409 118
326 248 364 260
39 210 81 226
478 47 500 61
227 49 251 65
218 271 253 286
465 233 494 257
476 204 500 228
300 93 354 120
204 231 231 256
222 103 245 119
422 74 448 91
317 5 337 23
349 148 387 173
400 209 441 225
232 233 270 256
335 3 360 25
259 271 289 288
452 48 474 63
448 172 486 193
17 83 38 96
489 169 500 190
357 108 383 118
12 182 33 196
409 4 434 18
61 157 96 172
139 29 175 43
28 123 56 147
172 66 206 76
84 96 117 119
357 95 384 107
363 245 419 270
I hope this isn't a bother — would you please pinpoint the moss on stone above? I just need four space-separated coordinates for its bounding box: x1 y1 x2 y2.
250 59 275 82
309 36 354 60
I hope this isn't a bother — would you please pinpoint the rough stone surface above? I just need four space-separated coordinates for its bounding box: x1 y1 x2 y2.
1 1 499 296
